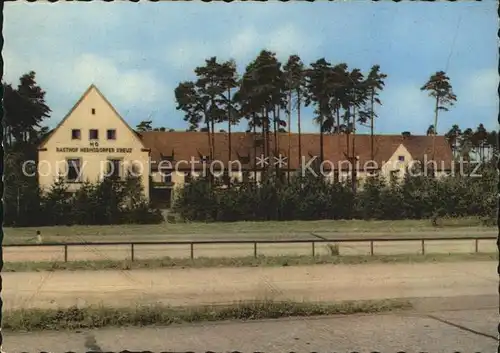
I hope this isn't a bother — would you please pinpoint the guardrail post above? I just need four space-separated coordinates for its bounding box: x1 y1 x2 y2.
312 241 315 257
131 243 135 262
254 242 257 258
190 243 194 259
475 238 479 253
370 241 374 256
421 239 425 255
64 244 68 262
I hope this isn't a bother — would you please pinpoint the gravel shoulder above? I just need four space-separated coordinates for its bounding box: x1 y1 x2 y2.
6 261 496 310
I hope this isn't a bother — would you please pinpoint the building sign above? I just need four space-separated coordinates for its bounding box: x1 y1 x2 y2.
56 147 132 153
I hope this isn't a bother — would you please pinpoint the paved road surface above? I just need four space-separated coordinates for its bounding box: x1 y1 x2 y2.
7 303 498 352
4 237 496 262
5 261 496 310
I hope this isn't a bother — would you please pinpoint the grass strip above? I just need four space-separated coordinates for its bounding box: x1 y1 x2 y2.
5 252 498 273
3 299 412 332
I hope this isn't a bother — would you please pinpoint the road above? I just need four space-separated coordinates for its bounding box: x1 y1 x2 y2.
3 237 497 262
6 303 498 352
5 261 496 310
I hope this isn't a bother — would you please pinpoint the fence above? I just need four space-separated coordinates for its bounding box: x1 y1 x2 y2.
4 235 497 263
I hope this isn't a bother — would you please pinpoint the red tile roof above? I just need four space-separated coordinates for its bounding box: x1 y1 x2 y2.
139 131 453 171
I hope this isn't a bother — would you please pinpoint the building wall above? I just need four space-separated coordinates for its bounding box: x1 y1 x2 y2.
378 144 414 182
38 86 150 198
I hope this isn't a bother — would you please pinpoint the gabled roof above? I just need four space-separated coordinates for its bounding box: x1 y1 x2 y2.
39 84 147 150
138 131 454 171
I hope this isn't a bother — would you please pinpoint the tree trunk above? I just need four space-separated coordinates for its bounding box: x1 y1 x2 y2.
319 114 324 164
205 118 213 185
227 88 232 187
370 91 375 161
297 91 302 170
253 114 257 182
431 96 439 178
287 91 292 183
352 103 357 194
432 96 439 161
211 119 215 161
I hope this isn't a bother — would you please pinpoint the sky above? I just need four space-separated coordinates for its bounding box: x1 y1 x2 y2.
4 1 498 136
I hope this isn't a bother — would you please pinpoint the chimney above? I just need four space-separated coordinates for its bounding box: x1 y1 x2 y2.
402 131 411 139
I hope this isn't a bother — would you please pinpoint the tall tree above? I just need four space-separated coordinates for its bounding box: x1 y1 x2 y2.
445 124 461 159
283 55 306 173
472 123 488 161
193 57 228 162
421 71 457 161
329 63 349 135
218 59 239 185
305 58 334 164
3 71 51 226
175 81 213 160
235 50 286 178
343 68 367 193
364 65 387 161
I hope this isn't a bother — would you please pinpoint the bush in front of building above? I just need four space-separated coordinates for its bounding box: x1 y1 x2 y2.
172 164 497 222
31 175 164 226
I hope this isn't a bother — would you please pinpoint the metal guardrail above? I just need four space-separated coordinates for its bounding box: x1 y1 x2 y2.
4 236 496 262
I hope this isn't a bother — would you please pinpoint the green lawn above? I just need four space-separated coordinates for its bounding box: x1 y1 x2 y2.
3 217 494 245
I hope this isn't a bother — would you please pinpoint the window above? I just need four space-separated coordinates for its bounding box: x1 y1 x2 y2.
89 129 99 140
66 159 81 182
107 129 117 140
107 159 121 179
398 155 405 162
71 129 81 140
164 171 172 184
91 108 96 115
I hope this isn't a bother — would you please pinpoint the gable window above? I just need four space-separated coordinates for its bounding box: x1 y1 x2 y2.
107 129 117 140
71 129 81 140
398 155 405 162
89 129 99 140
66 159 81 182
91 108 96 115
107 159 121 179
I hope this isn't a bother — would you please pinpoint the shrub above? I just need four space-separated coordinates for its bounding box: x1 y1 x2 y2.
173 164 497 222
30 175 163 226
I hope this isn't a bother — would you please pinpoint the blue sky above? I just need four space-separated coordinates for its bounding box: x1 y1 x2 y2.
4 1 498 135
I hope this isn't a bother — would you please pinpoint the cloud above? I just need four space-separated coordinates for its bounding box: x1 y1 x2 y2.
377 83 433 133
165 23 322 75
460 68 498 109
229 26 260 61
71 54 170 106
